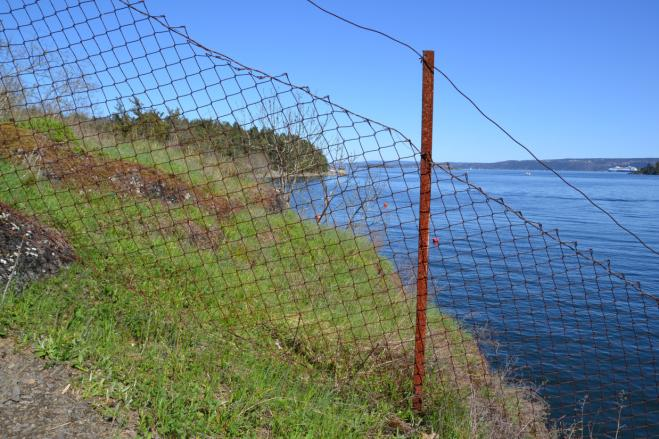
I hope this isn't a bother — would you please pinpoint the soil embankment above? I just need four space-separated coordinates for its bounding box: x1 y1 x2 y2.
0 337 134 438
0 202 76 291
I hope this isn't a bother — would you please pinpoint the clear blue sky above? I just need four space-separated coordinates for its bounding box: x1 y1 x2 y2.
145 0 659 163
144 0 658 163
23 0 659 163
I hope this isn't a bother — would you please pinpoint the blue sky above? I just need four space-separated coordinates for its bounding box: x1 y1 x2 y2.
142 0 659 163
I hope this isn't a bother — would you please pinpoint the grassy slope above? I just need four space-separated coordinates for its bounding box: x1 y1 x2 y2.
0 133 544 437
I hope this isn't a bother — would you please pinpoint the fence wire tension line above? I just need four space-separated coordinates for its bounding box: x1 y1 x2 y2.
304 0 659 259
0 0 657 437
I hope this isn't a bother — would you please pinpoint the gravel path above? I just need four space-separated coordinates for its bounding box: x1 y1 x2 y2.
0 337 134 439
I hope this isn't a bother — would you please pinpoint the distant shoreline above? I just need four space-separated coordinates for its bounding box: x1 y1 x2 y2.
361 158 659 172
445 157 659 172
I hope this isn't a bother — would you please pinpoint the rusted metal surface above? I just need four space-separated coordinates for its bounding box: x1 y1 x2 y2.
413 50 434 413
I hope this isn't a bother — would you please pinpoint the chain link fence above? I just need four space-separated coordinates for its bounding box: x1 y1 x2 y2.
0 1 657 437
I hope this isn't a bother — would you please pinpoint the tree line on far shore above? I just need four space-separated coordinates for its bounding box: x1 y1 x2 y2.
111 97 329 175
636 162 659 175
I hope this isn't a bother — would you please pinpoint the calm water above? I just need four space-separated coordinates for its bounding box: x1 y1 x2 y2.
466 170 659 293
292 167 659 437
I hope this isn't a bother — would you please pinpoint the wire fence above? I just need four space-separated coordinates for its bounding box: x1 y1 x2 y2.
0 0 657 437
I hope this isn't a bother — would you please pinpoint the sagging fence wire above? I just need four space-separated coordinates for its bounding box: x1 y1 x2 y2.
0 0 657 437
304 0 659 259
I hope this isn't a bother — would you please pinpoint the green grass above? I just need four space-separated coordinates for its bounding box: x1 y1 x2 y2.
16 116 78 143
0 146 543 437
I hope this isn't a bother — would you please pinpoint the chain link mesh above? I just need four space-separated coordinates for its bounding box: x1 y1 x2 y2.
0 0 657 436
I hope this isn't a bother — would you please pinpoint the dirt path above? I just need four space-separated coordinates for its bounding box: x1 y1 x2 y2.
0 337 134 439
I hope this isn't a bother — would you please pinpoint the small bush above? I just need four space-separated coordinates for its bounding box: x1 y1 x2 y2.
17 117 77 143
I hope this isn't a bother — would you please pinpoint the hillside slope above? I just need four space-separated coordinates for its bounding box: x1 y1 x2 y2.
0 122 550 437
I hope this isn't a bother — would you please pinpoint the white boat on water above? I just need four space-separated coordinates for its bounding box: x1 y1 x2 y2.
607 166 638 173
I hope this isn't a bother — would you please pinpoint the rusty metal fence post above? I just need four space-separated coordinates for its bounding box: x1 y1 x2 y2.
413 50 435 413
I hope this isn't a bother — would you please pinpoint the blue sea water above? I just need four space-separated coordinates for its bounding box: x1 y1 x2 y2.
292 167 659 437
466 170 659 293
